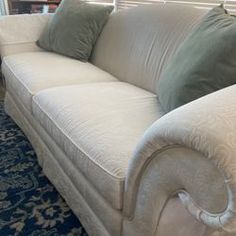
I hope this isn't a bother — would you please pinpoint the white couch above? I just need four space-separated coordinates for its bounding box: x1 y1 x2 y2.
0 4 236 236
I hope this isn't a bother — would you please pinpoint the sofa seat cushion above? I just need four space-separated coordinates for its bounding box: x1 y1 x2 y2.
2 51 117 112
32 82 163 210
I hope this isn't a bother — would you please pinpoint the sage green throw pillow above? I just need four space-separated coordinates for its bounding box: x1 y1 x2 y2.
157 5 236 113
37 0 113 61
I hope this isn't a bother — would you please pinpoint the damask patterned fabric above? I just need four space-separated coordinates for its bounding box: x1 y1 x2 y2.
0 14 51 58
2 52 117 112
91 4 206 93
125 85 236 232
0 101 88 235
32 82 163 210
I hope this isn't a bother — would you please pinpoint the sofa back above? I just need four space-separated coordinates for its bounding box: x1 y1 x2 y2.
0 14 51 58
91 4 207 94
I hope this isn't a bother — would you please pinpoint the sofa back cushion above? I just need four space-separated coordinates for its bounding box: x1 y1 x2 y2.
91 4 207 93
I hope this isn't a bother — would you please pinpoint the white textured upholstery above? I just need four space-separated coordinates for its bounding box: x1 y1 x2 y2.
2 52 117 111
32 82 163 209
0 14 51 57
156 197 214 236
91 4 206 93
124 85 236 233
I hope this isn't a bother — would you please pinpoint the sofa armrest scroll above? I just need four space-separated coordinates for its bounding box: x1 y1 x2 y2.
124 85 236 234
0 14 52 58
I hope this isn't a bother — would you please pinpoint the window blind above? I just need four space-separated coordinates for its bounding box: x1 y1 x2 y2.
86 0 114 5
116 0 236 12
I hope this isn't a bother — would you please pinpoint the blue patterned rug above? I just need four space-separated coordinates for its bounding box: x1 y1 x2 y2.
0 101 88 236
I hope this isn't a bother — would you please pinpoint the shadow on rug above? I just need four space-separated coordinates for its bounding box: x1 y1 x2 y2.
0 101 88 236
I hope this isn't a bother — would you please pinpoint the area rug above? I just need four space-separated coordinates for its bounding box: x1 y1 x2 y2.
0 101 88 236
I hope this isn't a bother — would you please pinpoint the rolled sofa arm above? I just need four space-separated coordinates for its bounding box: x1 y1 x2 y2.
124 85 236 235
0 13 52 58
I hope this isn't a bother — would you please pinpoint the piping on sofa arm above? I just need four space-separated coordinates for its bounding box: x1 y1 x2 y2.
123 85 236 235
0 13 52 58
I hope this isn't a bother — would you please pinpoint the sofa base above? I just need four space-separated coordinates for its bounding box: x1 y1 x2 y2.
4 92 122 236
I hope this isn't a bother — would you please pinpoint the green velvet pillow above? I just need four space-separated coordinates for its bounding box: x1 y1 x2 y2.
37 0 113 61
157 5 236 113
